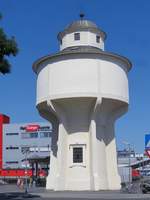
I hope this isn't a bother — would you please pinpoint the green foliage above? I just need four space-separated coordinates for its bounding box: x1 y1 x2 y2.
0 15 18 74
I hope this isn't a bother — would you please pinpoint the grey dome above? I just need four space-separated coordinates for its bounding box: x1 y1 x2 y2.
57 20 107 41
68 20 98 30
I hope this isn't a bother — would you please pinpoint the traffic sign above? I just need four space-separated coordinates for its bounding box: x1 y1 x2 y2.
145 134 150 149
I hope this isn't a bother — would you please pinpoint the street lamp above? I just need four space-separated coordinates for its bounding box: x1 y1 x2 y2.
25 150 28 194
22 148 30 194
122 141 132 190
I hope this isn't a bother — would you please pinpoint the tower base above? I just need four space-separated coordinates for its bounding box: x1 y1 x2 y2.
40 98 125 191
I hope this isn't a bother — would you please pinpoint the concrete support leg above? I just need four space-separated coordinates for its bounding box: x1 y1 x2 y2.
46 117 59 190
90 119 108 190
105 122 121 190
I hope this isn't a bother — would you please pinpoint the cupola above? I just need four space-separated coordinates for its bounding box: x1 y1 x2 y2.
57 14 106 51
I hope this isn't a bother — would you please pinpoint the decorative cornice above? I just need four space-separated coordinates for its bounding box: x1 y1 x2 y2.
33 46 132 73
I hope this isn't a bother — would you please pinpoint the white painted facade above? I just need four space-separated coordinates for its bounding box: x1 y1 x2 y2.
60 31 104 50
36 57 128 104
33 19 132 191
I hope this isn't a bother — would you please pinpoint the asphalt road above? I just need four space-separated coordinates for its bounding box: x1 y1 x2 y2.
0 184 150 200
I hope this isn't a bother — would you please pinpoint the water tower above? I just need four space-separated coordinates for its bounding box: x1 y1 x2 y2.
33 16 132 191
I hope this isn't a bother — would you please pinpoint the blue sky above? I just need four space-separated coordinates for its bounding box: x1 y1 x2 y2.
0 0 150 152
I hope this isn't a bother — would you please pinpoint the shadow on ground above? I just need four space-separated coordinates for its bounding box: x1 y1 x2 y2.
0 192 40 200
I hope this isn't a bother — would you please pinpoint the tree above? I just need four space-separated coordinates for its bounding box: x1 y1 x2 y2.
0 14 18 74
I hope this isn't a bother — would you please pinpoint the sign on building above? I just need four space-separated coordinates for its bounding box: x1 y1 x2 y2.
145 134 150 149
145 134 150 158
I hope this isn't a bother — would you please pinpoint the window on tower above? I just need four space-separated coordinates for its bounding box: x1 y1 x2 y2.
73 147 83 163
96 35 100 43
74 33 80 41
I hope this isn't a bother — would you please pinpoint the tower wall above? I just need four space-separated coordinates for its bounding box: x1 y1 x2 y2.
36 55 129 104
60 32 104 50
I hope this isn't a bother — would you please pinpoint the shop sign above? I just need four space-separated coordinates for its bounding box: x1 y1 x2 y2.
25 125 40 132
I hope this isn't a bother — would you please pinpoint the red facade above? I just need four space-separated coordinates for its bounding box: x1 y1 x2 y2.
0 169 32 177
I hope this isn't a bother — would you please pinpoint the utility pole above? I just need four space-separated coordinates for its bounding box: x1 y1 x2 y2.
123 141 132 191
25 150 28 194
23 148 29 194
128 143 131 186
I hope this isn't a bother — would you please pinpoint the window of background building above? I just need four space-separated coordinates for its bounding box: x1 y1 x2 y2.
6 133 19 136
73 147 83 163
21 132 38 139
21 146 30 153
30 132 38 138
21 146 39 153
39 145 50 152
74 33 80 40
6 146 19 150
39 126 51 131
40 132 51 138
21 133 29 139
29 147 38 152
6 161 18 164
96 35 100 43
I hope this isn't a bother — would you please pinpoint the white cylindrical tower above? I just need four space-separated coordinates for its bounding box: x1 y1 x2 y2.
33 17 132 191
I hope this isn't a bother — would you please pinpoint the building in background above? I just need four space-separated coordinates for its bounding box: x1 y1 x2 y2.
0 114 52 178
117 149 150 184
117 149 139 183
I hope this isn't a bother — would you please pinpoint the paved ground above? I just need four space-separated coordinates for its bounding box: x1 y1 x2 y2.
0 184 150 200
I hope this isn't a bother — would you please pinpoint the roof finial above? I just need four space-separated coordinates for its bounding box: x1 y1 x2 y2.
79 12 85 20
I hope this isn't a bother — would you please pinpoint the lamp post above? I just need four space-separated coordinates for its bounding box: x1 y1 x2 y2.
122 141 132 191
25 150 28 194
23 148 29 194
128 143 131 186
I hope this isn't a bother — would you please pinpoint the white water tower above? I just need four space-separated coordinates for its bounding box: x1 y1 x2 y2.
33 15 132 191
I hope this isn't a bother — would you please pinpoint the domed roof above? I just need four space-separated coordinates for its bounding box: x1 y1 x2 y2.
57 19 107 41
68 20 98 30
